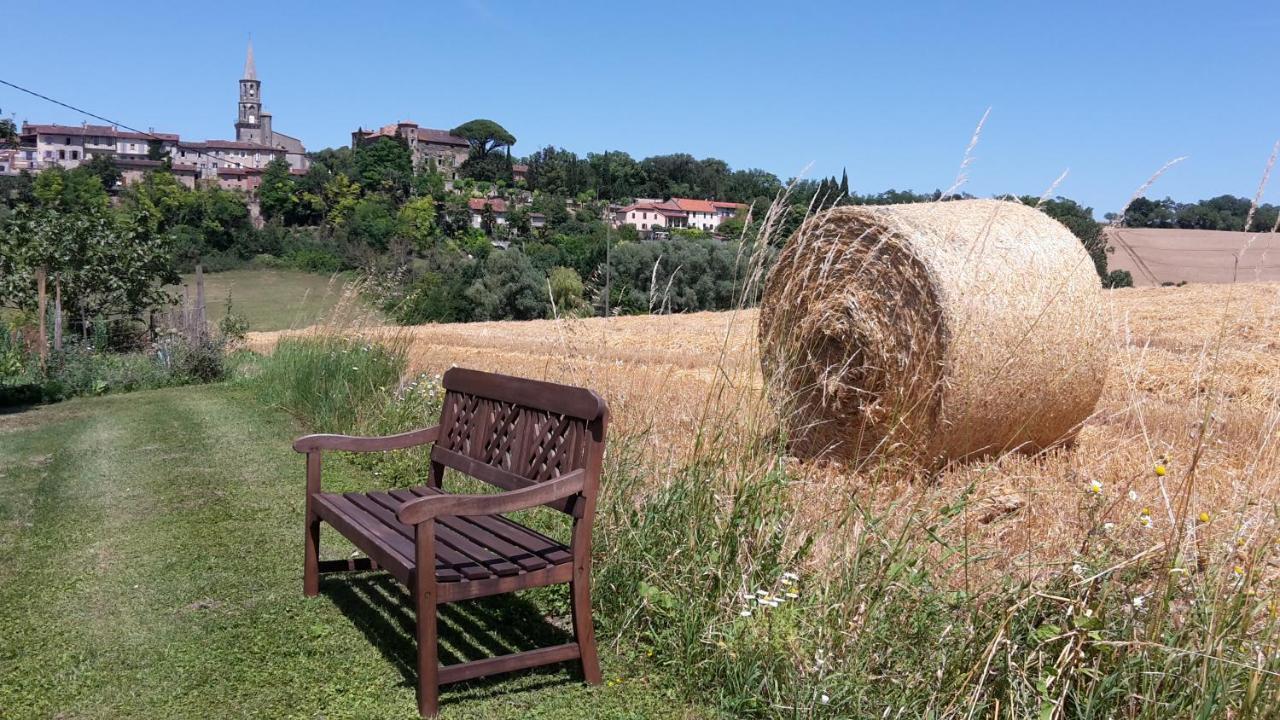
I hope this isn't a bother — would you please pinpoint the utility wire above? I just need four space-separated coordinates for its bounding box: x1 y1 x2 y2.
0 77 250 169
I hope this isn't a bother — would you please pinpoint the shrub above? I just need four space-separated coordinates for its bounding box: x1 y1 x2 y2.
1105 269 1135 288
286 247 344 273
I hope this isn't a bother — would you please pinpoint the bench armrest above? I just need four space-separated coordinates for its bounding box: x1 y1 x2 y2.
397 469 586 525
293 426 440 454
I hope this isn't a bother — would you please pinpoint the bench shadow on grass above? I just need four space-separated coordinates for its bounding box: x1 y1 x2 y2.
321 572 579 702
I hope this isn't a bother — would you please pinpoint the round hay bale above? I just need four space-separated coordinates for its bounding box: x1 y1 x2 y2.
758 198 1111 464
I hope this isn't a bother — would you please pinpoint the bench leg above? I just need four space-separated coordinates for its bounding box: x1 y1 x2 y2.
415 524 440 717
304 453 322 598
570 579 602 685
304 512 320 597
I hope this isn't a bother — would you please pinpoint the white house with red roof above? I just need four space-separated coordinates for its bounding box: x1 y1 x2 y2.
613 197 747 235
468 197 509 229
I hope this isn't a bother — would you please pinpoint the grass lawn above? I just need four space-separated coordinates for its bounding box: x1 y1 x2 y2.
174 269 376 332
0 385 705 719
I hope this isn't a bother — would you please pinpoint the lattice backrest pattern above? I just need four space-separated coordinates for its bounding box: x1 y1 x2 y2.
437 391 590 484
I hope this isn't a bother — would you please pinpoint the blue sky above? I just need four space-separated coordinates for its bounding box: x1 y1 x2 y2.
3 0 1278 216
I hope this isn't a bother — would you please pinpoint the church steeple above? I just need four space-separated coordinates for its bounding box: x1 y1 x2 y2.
235 39 264 144
243 39 256 80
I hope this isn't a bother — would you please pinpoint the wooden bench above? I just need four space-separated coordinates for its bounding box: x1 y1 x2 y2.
295 367 608 717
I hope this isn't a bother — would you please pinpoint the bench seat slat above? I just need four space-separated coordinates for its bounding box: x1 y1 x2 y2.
365 491 493 581
406 486 571 566
315 486 571 587
386 489 523 578
340 493 463 583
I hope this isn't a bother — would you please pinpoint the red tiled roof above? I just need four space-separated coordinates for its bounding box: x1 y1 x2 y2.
22 123 181 142
711 201 747 210
418 128 469 147
217 168 255 176
512 164 529 173
673 198 716 213
199 140 278 151
468 198 508 213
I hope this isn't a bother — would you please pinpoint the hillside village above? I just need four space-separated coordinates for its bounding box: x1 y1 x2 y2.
1 42 748 242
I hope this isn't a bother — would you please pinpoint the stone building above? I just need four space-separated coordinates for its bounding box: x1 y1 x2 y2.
351 121 470 180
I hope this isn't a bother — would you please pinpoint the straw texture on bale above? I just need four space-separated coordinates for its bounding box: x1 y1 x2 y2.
759 199 1112 463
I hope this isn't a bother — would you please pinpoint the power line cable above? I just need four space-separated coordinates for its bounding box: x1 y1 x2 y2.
0 77 251 169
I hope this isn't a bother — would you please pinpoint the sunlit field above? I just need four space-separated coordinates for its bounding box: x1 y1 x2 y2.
248 281 1280 582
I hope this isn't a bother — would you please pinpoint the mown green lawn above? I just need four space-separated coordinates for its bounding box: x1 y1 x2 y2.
0 385 705 719
174 269 376 332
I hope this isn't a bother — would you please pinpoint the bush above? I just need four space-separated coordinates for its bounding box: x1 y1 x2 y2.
285 247 343 273
1105 269 1135 288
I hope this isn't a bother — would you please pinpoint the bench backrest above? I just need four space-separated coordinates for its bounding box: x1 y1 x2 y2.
431 368 608 515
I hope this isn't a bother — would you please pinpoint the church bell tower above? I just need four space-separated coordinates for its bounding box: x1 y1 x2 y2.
235 40 263 144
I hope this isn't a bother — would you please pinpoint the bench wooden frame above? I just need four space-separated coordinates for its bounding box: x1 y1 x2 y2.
296 367 608 716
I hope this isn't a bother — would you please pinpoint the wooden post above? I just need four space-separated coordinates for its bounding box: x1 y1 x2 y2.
53 278 62 352
35 267 47 367
194 263 206 341
181 285 191 341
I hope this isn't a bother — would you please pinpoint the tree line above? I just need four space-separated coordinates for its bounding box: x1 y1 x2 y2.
15 110 1270 329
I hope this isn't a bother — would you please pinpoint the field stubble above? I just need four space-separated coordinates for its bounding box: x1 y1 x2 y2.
248 281 1280 585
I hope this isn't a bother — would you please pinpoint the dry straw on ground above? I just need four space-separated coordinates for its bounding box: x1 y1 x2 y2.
247 280 1280 580
758 199 1112 464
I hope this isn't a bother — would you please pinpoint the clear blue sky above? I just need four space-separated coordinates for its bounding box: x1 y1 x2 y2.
3 0 1278 216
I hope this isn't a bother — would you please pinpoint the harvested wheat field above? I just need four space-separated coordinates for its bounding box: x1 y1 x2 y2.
248 281 1280 583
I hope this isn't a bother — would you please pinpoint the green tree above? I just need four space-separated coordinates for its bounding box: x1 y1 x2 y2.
586 151 642 200
258 158 297 223
438 194 473 238
33 166 109 212
190 186 253 253
81 154 123 193
347 194 398 249
390 250 479 324
465 249 548 321
397 195 438 251
354 137 413 198
308 146 356 179
146 139 171 163
121 168 190 234
548 266 587 316
0 117 18 149
322 172 361 229
1121 197 1176 228
450 119 516 158
0 204 177 321
525 146 588 196
460 152 514 183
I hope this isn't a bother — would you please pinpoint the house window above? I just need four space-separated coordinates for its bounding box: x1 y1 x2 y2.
43 151 53 159
65 137 70 145
630 212 635 219
71 151 79 160
58 150 66 160
642 223 648 230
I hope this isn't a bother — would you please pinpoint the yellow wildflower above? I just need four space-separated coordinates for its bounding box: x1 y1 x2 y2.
1154 464 1167 477
1198 512 1211 524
